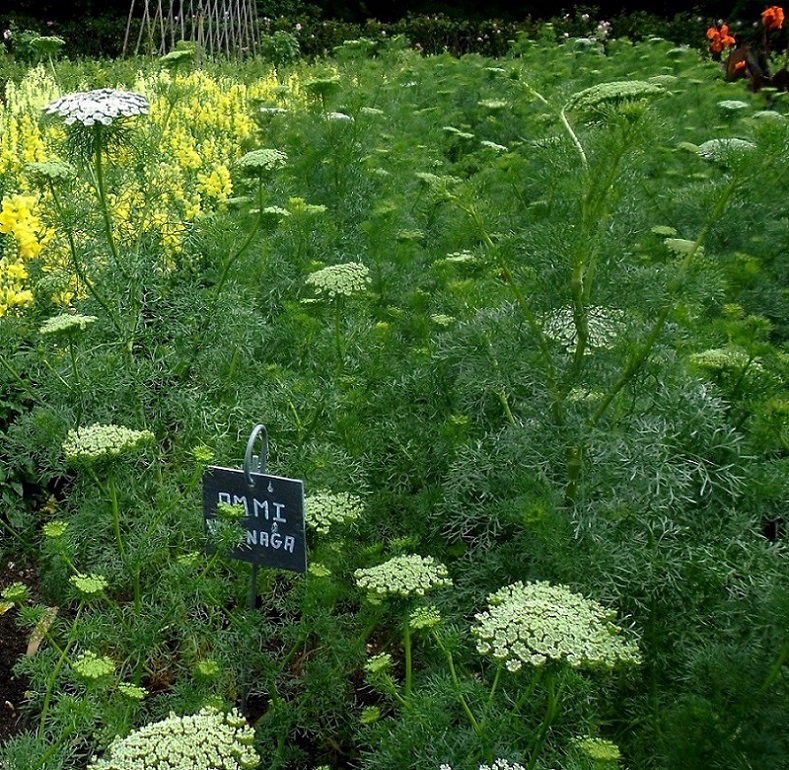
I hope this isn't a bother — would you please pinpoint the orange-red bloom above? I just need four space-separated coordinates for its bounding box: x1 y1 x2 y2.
761 6 785 29
707 24 736 53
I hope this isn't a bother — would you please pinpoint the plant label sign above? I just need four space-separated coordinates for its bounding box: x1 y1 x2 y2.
203 466 307 573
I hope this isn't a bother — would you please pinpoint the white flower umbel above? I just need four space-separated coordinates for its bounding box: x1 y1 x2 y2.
566 80 664 115
236 148 288 174
306 262 370 299
89 707 259 770
479 760 527 770
688 347 761 372
472 581 641 672
697 138 756 163
43 88 149 126
355 554 452 598
63 423 154 464
39 313 97 337
717 99 749 112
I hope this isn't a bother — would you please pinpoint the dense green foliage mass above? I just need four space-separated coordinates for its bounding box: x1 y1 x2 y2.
1 23 788 770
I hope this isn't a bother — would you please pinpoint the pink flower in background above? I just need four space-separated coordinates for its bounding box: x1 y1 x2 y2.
295 23 302 31
3 29 12 40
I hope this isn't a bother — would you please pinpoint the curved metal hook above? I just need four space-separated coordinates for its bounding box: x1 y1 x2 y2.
243 424 268 487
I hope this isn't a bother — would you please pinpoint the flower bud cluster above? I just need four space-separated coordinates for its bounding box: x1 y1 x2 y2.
73 651 115 680
364 652 393 674
573 736 621 762
43 521 68 538
26 160 77 184
306 262 370 299
118 683 148 701
1 582 30 604
44 88 149 127
70 573 108 596
409 605 442 630
89 707 259 770
306 490 364 534
480 760 526 770
355 554 452 598
472 581 641 672
62 423 155 463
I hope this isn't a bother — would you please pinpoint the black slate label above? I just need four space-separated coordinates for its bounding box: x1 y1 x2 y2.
203 466 306 573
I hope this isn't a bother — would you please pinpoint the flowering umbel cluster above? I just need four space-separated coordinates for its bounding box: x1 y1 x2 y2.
89 707 259 770
354 554 453 598
305 490 364 534
572 736 622 763
688 347 762 372
62 423 155 464
565 80 664 115
472 581 641 672
43 88 150 127
440 761 526 770
235 148 288 174
305 262 370 299
39 313 98 337
697 137 755 163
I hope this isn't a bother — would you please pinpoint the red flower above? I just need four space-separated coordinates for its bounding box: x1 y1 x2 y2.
761 6 785 30
707 24 736 54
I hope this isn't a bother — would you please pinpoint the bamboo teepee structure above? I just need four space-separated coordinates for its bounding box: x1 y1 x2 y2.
123 0 260 58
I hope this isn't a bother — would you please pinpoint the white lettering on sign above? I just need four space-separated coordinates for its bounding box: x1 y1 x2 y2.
246 530 295 552
217 493 288 523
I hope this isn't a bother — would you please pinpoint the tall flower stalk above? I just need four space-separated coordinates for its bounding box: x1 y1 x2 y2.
355 554 453 700
43 89 149 277
62 424 155 614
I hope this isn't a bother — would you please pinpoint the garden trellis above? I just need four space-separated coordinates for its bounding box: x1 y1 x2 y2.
123 0 260 58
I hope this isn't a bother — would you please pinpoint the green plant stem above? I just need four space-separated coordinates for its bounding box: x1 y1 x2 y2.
520 81 587 170
54 542 80 575
478 663 504 734
49 184 125 338
569 136 629 369
38 603 83 736
107 474 127 565
67 342 83 428
512 665 545 713
92 124 127 278
458 199 564 425
334 298 344 372
756 635 789 700
437 637 484 741
33 724 74 770
0 350 32 393
181 178 264 379
525 669 566 770
403 618 413 700
590 174 739 431
563 173 741 505
496 390 517 427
